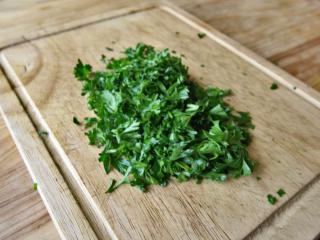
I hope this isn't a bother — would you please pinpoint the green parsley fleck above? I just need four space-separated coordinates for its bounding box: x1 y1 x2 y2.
270 82 278 90
38 130 48 137
74 43 255 192
277 188 286 197
267 194 277 205
175 31 180 35
105 179 117 193
256 176 261 181
73 116 81 125
33 182 38 191
201 64 205 68
172 50 176 54
197 33 206 39
106 47 114 51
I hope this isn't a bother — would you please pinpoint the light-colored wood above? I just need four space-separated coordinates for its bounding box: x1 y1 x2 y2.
250 177 320 240
1 5 320 239
0 0 153 49
175 0 320 91
0 117 60 240
0 71 98 239
0 0 320 92
1 1 320 238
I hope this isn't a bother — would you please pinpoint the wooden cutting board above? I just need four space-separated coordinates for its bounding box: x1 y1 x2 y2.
1 3 320 240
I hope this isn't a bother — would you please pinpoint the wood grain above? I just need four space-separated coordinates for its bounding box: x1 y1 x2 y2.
1 5 320 239
0 70 98 239
176 0 320 91
0 117 59 240
249 177 320 240
0 0 320 91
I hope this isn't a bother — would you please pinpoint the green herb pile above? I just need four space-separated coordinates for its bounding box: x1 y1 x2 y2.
74 43 254 192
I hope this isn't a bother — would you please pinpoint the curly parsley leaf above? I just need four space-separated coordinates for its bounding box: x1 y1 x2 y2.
74 43 254 192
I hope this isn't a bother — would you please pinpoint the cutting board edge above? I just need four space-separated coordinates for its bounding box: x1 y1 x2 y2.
0 65 99 239
0 53 116 240
159 3 320 109
1 1 319 109
1 3 320 240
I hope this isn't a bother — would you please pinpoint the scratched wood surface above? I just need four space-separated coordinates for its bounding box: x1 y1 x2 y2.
1 1 320 239
1 5 320 239
0 0 319 91
0 70 98 239
0 117 59 240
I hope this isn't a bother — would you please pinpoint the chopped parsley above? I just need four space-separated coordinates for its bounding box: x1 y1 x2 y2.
73 116 81 125
33 182 38 191
201 64 205 68
38 130 48 137
74 43 254 192
256 176 261 181
270 82 278 90
277 188 286 197
267 194 277 205
106 47 114 51
197 33 206 39
175 31 180 35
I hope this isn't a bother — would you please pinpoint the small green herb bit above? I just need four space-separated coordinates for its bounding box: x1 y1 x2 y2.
73 116 81 125
256 176 261 181
197 32 206 39
33 182 38 191
267 194 277 205
106 179 117 193
106 47 114 51
277 188 286 197
270 82 278 90
74 43 254 192
38 130 48 137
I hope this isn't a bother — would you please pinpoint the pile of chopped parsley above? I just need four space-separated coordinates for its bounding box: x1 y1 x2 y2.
74 43 254 192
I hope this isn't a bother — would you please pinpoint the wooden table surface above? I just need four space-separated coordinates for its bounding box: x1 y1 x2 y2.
0 0 319 239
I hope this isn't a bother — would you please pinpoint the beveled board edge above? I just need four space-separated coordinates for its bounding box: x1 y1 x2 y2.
0 54 115 240
0 1 157 51
160 3 320 109
1 1 318 109
0 2 320 240
0 4 162 240
0 68 98 239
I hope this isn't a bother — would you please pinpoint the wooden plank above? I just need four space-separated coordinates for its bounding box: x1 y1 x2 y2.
0 117 59 240
174 0 320 91
1 5 320 239
0 71 98 239
0 0 153 49
0 0 320 91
